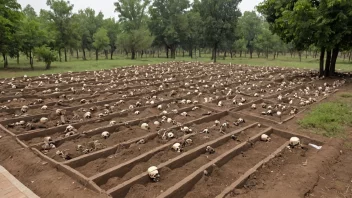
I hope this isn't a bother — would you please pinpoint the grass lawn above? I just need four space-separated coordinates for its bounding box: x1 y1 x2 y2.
298 93 352 137
0 52 351 78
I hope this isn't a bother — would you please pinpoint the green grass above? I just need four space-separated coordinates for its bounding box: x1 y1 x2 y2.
298 101 352 137
340 93 352 98
1 52 352 78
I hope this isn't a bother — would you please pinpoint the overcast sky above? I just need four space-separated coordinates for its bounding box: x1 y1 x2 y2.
18 0 263 19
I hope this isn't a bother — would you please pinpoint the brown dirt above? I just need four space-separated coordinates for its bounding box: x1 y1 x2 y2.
0 132 109 198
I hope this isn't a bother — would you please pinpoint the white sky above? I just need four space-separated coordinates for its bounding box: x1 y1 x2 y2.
18 0 263 19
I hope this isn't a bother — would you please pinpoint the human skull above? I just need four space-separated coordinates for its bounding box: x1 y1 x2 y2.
261 134 271 142
65 125 75 132
101 131 110 139
206 146 215 154
141 123 150 130
84 112 92 119
21 105 29 113
167 132 174 138
172 143 183 152
180 112 188 116
147 166 160 182
289 137 300 147
40 117 48 124
56 109 66 115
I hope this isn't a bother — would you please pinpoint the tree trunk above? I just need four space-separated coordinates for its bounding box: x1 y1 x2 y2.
17 52 20 64
82 48 86 60
213 44 218 63
319 47 325 77
131 50 136 60
330 47 339 76
59 49 62 62
96 49 99 60
166 47 169 58
29 50 34 70
199 49 201 57
230 51 233 58
223 51 227 60
298 51 302 62
349 52 351 62
76 50 79 59
46 62 51 70
274 52 276 60
325 50 332 77
64 48 67 62
250 49 253 58
3 53 8 68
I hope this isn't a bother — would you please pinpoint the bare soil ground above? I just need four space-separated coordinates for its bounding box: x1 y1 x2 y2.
0 62 351 198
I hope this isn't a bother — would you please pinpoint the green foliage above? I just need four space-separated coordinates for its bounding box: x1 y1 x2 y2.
0 0 22 67
104 18 120 59
115 0 152 59
93 28 110 60
149 0 190 58
18 16 46 68
298 102 352 137
34 45 57 69
238 11 262 58
198 0 242 62
93 28 110 50
117 28 153 59
43 0 74 57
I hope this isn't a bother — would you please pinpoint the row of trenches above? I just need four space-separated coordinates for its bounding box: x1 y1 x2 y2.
0 62 340 198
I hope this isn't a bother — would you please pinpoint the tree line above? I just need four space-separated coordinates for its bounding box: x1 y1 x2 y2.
1 0 351 76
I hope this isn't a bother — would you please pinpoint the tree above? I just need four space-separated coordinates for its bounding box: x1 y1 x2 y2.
149 0 190 59
258 0 352 76
92 28 110 60
43 0 74 62
22 5 37 19
18 17 46 69
239 11 262 58
0 0 22 68
104 18 120 59
198 0 242 62
35 45 57 69
182 10 202 58
114 0 153 59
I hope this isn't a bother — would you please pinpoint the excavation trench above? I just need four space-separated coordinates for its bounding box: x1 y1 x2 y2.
123 125 269 198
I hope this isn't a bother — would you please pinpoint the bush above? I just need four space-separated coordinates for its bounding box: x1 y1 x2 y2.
34 46 57 69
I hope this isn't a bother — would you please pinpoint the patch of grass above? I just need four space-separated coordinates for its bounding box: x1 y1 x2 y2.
298 102 352 137
340 93 352 98
1 53 351 78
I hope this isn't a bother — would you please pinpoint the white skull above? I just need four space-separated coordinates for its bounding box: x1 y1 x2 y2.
172 143 182 152
41 105 48 110
40 117 48 124
65 125 75 132
141 123 150 130
101 131 110 139
218 101 223 107
167 132 174 138
154 121 160 126
289 137 300 147
21 105 29 113
261 134 271 142
56 109 65 115
180 112 188 116
147 166 160 182
84 112 92 119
